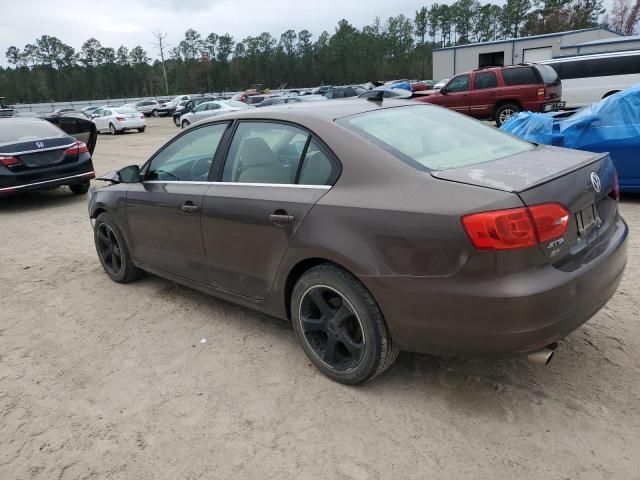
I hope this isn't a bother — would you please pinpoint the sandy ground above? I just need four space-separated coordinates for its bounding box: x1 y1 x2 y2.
1 117 639 480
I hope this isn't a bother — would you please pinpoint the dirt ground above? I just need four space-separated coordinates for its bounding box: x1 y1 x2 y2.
1 117 639 480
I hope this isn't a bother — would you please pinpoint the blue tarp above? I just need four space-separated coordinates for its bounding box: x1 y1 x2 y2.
389 81 412 91
501 85 640 192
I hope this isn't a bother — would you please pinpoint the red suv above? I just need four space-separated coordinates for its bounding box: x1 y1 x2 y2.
415 64 563 126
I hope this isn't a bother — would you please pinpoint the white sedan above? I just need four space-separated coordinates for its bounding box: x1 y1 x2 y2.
92 107 146 135
179 101 250 128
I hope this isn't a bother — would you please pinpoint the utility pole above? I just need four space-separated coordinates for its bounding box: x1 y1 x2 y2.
151 31 170 95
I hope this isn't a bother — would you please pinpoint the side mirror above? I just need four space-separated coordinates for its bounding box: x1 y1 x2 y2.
118 165 141 183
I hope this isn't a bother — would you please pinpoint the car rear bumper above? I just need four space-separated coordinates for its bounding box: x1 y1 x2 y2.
0 170 95 195
360 216 628 356
115 119 145 130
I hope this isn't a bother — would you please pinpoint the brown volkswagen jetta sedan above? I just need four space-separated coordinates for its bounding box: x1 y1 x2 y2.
88 99 627 384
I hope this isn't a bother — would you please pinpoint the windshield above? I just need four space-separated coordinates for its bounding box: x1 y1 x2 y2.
341 105 533 171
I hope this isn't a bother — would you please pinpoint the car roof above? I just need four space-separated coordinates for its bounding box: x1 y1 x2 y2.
199 98 423 124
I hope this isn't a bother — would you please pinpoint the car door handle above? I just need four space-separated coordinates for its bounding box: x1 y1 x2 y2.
270 211 295 226
181 202 199 213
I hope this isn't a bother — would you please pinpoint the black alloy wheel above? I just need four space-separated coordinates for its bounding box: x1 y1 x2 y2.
96 223 122 276
93 213 142 283
292 265 398 384
299 285 365 371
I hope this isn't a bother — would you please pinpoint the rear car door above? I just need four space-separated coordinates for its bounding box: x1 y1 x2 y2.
469 71 500 117
201 121 338 299
126 123 229 283
440 75 471 114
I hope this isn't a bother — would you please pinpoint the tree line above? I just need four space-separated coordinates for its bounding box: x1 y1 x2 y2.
1 0 634 104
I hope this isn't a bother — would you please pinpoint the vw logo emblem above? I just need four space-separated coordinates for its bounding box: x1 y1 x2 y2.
590 172 601 193
35 141 45 149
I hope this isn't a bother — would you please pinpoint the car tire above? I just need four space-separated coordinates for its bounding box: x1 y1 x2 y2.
174 117 180 127
495 103 521 127
152 109 158 117
291 264 399 385
181 120 190 129
69 182 90 195
93 212 143 284
109 123 118 135
138 127 146 133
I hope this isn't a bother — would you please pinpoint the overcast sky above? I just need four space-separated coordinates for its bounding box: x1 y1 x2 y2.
1 0 460 64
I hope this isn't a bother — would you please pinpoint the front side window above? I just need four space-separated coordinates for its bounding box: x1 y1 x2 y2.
221 122 309 184
341 105 532 171
446 75 470 92
474 72 498 89
146 123 228 182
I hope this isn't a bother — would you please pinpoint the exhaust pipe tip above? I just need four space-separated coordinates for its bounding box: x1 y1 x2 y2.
527 343 558 365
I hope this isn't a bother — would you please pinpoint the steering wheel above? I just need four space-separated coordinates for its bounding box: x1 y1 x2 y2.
190 157 212 181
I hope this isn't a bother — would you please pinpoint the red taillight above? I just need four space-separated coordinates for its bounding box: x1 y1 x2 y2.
537 87 545 100
462 203 569 250
529 203 569 243
609 171 620 200
115 116 126 121
0 155 21 167
64 141 89 156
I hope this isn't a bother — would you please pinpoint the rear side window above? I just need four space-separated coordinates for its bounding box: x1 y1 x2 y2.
341 105 532 171
298 139 333 185
535 64 559 84
474 72 498 89
502 67 539 85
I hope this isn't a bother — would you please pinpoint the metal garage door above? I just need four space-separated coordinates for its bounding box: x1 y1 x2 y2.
523 47 553 63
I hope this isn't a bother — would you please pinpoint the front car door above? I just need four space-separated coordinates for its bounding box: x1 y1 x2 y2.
469 71 500 118
201 121 339 299
439 74 471 114
125 122 230 283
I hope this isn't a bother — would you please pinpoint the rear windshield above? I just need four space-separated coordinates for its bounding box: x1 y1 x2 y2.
535 64 559 84
502 67 539 85
0 120 65 144
114 108 137 114
340 105 533 171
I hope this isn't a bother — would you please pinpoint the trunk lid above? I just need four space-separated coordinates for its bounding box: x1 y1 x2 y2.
433 145 618 262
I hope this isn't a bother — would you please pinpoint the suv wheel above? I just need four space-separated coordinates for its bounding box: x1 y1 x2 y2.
291 265 399 384
495 103 521 127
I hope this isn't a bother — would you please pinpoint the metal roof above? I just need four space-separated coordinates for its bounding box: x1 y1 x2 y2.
560 34 640 48
433 27 621 52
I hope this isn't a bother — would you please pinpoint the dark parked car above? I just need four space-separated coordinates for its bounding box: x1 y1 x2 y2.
88 100 626 384
172 97 217 126
324 86 367 99
415 64 564 126
1 116 96 196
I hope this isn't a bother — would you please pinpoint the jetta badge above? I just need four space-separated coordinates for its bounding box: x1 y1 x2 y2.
590 172 601 193
35 141 45 149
